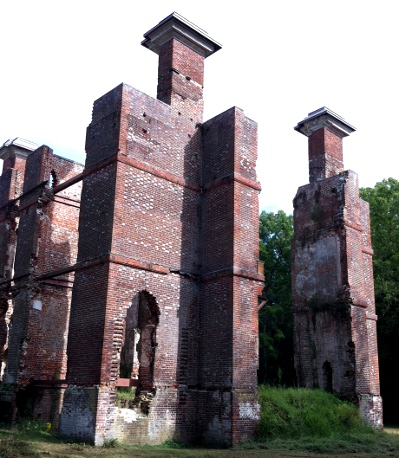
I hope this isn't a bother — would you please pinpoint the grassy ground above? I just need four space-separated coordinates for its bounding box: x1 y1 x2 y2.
0 431 399 458
2 389 399 458
2 422 399 458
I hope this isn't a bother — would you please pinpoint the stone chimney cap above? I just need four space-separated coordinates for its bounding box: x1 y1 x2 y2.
0 137 39 160
294 107 356 138
141 12 222 58
1 137 39 151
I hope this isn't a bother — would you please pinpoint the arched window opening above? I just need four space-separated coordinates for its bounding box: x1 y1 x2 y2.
118 291 159 411
136 291 159 394
49 170 58 188
322 361 333 393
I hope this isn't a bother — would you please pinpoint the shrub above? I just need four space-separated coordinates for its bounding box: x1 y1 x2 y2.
256 386 367 440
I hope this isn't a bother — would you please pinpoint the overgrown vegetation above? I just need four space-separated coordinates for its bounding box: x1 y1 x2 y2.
257 386 367 439
2 387 399 457
258 210 295 386
254 386 399 455
115 386 136 401
360 178 399 423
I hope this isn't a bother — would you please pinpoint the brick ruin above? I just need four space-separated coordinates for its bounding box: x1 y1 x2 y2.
0 13 264 446
0 138 83 422
0 14 383 446
292 107 383 428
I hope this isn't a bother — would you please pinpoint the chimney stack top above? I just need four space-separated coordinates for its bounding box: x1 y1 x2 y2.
141 12 222 58
294 107 356 139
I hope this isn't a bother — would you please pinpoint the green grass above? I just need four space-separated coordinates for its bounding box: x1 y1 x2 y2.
2 387 399 457
256 386 367 439
253 386 399 454
115 387 136 400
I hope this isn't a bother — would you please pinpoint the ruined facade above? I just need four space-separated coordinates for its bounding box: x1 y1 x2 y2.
0 138 83 422
0 13 263 446
292 107 382 427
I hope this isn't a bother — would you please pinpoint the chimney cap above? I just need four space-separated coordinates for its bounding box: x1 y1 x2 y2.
0 137 39 160
294 107 356 138
141 12 222 58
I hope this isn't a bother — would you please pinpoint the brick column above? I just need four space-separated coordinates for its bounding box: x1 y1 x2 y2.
292 107 382 428
142 12 221 123
294 107 355 182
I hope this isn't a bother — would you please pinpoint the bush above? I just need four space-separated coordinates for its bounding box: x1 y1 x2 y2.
256 386 367 440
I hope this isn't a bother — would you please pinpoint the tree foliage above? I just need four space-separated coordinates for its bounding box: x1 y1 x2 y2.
360 177 399 422
258 210 295 386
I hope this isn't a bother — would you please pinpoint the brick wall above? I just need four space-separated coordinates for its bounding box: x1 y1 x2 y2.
0 141 83 425
292 108 382 427
1 13 261 445
60 13 262 446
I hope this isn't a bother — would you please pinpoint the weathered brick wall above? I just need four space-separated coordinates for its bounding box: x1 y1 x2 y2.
292 174 356 397
1 143 83 425
66 263 110 384
61 21 262 446
0 147 28 380
0 147 30 290
85 86 122 168
157 38 204 122
62 58 206 441
3 289 30 384
63 261 200 443
199 276 234 388
292 108 382 427
292 172 381 401
75 163 117 262
198 106 262 444
12 147 82 278
0 154 27 206
308 128 343 182
360 199 380 396
0 205 18 281
0 170 17 207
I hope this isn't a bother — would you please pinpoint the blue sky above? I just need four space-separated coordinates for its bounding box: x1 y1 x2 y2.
1 0 398 215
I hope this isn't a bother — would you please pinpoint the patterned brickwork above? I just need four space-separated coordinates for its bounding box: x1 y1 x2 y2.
0 13 262 444
0 139 83 423
58 13 262 446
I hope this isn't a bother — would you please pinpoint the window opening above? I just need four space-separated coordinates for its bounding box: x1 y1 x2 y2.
322 361 333 393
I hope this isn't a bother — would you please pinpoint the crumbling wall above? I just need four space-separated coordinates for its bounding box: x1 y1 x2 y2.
292 108 382 427
0 143 83 424
292 174 357 398
4 13 262 446
60 15 262 446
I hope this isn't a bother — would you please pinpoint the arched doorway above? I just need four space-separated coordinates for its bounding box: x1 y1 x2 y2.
119 291 160 395
322 361 333 393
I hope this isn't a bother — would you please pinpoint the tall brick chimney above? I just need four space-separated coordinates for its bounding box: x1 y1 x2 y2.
292 107 383 429
0 138 38 204
142 12 221 122
294 107 355 183
0 138 37 176
59 12 263 447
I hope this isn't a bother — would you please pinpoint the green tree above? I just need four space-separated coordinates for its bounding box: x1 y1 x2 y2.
360 177 399 422
258 210 295 386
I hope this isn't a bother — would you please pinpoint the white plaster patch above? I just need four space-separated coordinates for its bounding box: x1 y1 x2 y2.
117 407 142 423
33 299 42 311
148 408 174 440
239 402 260 420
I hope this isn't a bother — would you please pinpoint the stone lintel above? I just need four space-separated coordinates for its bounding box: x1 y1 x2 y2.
294 107 356 138
142 12 222 58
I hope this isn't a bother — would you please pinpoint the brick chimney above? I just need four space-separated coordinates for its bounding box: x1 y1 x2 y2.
294 107 356 182
0 137 38 176
142 12 221 122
